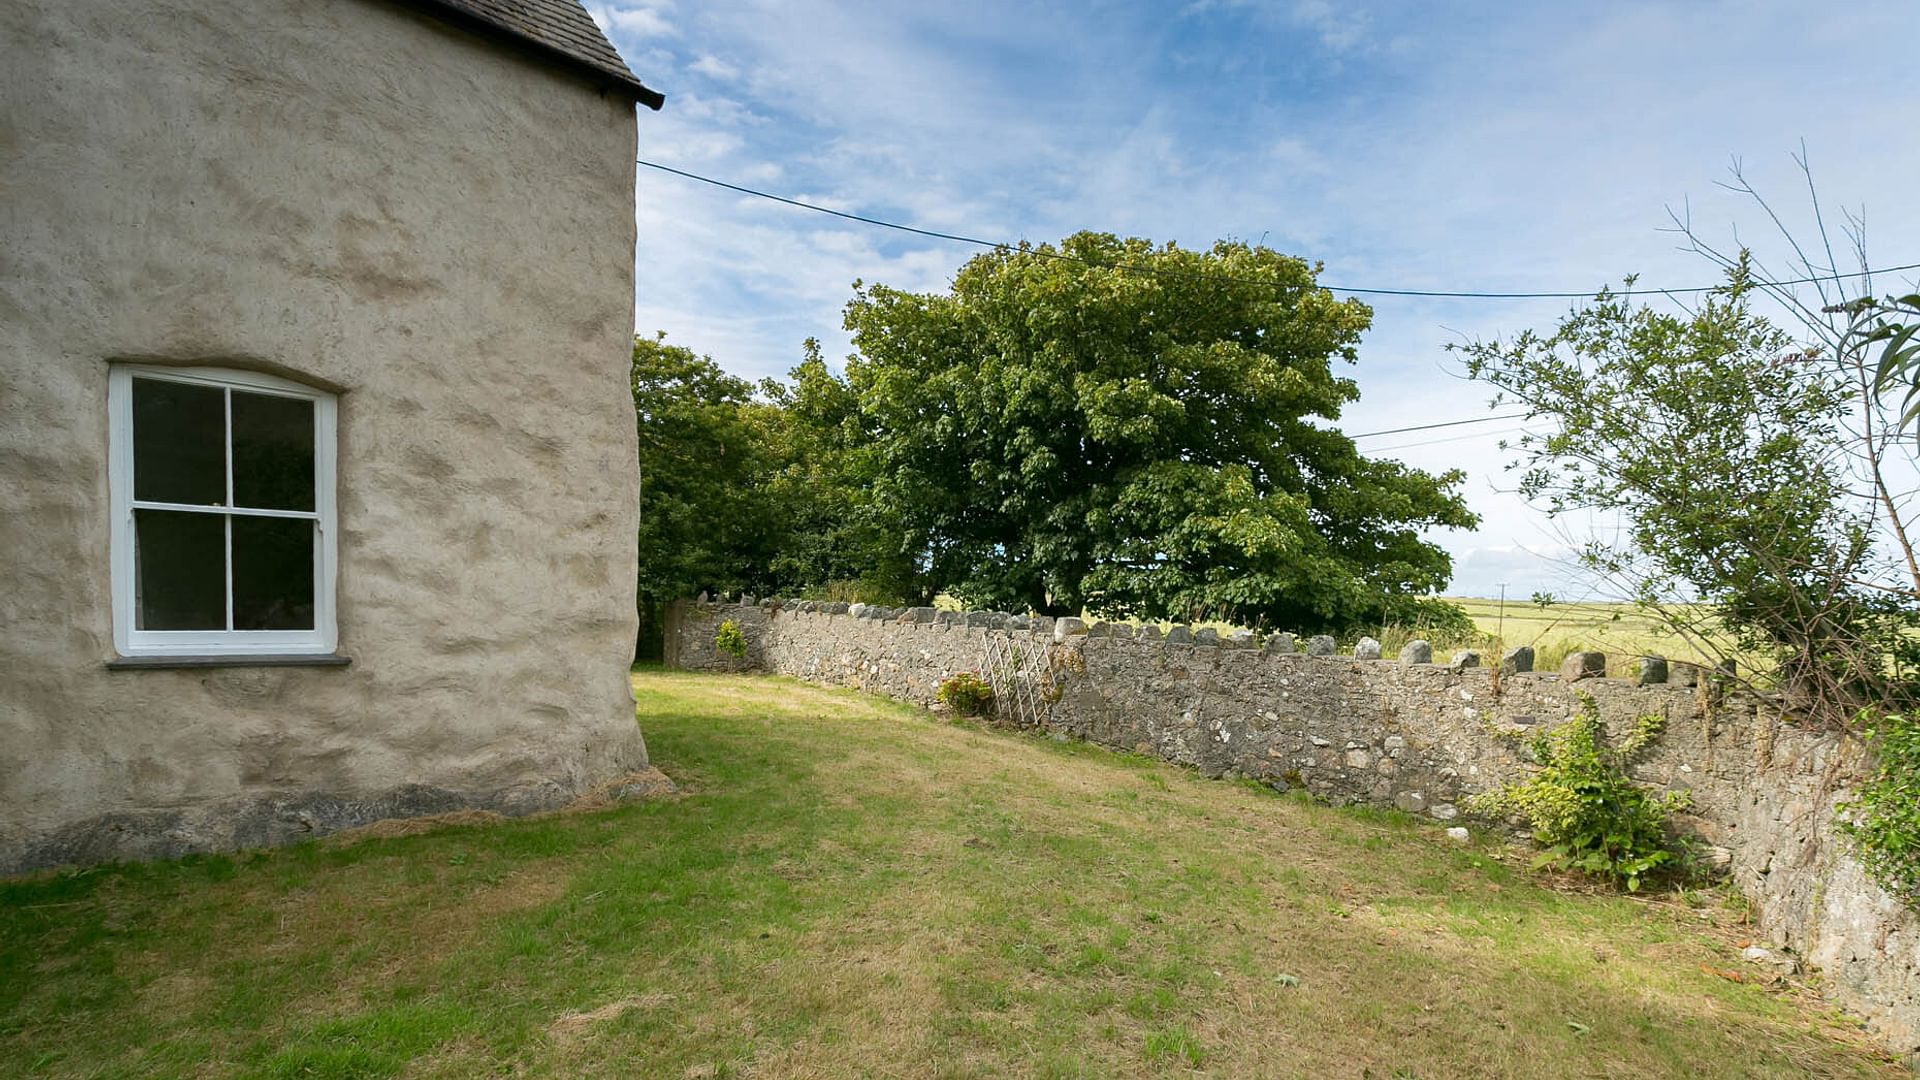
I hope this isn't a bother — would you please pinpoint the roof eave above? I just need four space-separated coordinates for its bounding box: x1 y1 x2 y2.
395 0 666 110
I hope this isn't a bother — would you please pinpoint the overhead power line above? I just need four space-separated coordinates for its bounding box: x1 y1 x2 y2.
637 158 1920 301
1366 424 1540 454
1347 412 1532 439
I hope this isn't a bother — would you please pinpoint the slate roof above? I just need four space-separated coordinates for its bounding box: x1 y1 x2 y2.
400 0 664 109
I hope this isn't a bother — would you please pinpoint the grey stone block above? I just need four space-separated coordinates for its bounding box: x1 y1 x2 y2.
1136 624 1163 642
1448 649 1480 672
1353 637 1382 660
1194 628 1220 646
1166 626 1193 645
1560 651 1606 681
1636 655 1669 686
1054 616 1088 642
1307 635 1336 656
1500 646 1533 674
1400 639 1432 665
1264 633 1296 655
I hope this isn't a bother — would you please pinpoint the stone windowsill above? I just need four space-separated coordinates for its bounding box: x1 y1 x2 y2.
106 654 353 671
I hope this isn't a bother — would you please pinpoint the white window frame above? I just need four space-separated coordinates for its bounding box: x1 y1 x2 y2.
108 364 339 657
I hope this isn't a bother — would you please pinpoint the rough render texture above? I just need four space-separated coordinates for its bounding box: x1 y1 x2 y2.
672 600 1920 1053
0 0 649 873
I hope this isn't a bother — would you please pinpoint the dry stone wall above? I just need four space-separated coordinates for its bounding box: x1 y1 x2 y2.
671 597 1920 1055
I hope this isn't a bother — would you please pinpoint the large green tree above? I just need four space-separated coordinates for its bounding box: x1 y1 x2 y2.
631 333 916 631
840 232 1476 629
631 332 778 605
756 340 923 602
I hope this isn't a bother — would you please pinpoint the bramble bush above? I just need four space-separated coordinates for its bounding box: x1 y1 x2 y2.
1467 694 1688 891
937 671 994 717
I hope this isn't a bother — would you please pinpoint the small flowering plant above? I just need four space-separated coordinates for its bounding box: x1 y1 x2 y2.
937 671 994 717
714 619 748 660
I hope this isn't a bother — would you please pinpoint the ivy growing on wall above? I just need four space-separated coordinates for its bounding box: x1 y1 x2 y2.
1841 713 1920 904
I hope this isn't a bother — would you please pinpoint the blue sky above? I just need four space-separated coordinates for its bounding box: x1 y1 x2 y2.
588 0 1920 599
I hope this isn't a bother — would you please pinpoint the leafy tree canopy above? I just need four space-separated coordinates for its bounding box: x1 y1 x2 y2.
840 231 1477 628
632 333 915 608
631 332 774 603
1457 271 1918 715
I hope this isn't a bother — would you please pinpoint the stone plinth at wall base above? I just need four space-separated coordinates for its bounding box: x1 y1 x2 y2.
665 598 1920 1055
0 768 671 877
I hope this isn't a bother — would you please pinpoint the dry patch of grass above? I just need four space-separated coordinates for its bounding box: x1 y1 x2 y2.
0 670 1900 1078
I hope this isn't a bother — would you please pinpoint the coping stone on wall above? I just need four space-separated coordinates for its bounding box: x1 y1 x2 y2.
1034 616 1055 636
965 611 991 628
1227 629 1257 648
1637 655 1669 686
1054 617 1088 642
1449 649 1481 671
1353 637 1382 660
1500 646 1534 674
1265 632 1295 655
830 602 850 614
1194 628 1220 646
848 603 866 618
1136 624 1163 642
1166 626 1193 645
1008 614 1031 631
1561 651 1606 681
1306 635 1336 656
1401 639 1432 665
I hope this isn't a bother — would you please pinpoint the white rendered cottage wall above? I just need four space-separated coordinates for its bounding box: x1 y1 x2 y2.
0 0 649 871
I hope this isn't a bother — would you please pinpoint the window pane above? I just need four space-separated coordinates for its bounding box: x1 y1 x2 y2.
134 509 225 630
132 378 225 505
232 391 315 511
233 516 315 630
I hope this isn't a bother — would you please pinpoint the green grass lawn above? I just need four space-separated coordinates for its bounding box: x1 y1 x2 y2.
2 671 1895 1078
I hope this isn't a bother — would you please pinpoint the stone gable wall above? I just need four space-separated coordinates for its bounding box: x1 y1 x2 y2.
670 598 1920 1055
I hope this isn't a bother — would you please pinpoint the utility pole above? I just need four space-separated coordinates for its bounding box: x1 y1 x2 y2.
1496 582 1508 647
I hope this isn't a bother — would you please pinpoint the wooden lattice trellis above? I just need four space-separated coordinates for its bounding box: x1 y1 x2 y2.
981 631 1054 728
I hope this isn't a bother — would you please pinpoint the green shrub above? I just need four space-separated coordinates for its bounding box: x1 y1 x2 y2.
1467 694 1688 891
937 671 994 717
714 619 747 660
1841 712 1920 904
1381 595 1478 641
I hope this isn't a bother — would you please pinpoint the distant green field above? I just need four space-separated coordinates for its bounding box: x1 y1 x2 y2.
1445 597 1724 674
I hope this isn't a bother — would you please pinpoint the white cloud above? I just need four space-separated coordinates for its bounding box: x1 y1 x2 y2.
688 54 739 80
586 3 672 39
1289 0 1370 53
